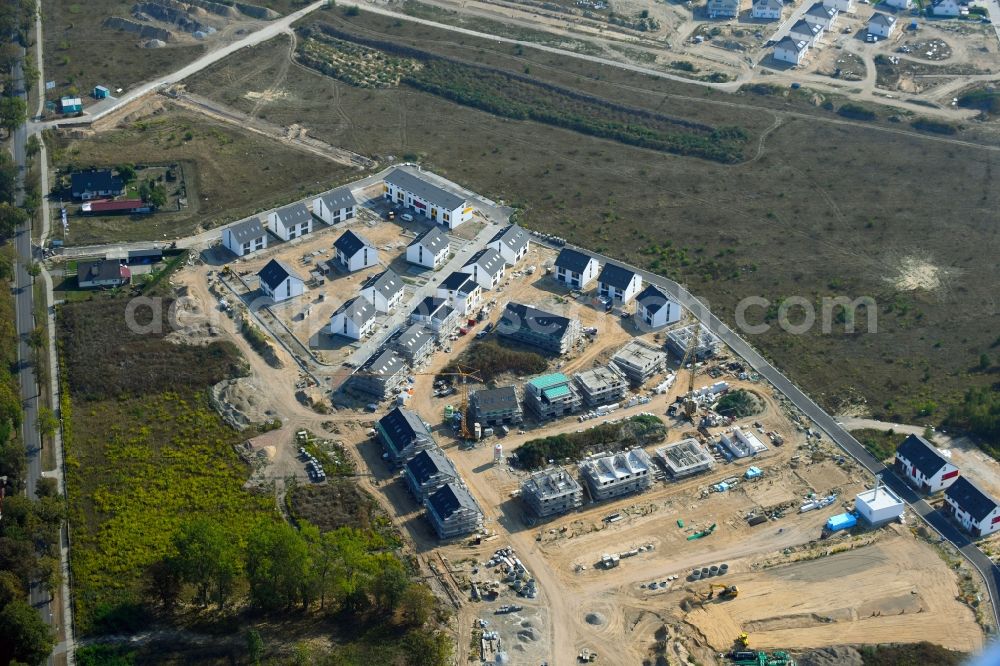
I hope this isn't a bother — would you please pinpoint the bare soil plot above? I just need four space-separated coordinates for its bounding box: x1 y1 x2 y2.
45 109 357 245
683 535 984 653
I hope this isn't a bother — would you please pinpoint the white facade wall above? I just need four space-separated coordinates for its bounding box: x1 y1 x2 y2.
338 246 379 273
599 275 642 303
262 276 304 303
313 197 356 225
329 312 375 340
556 260 599 288
752 2 782 19
637 298 682 328
948 500 1000 537
868 18 896 37
883 0 911 8
222 229 266 257
774 42 808 64
406 242 449 269
436 284 482 316
384 182 472 229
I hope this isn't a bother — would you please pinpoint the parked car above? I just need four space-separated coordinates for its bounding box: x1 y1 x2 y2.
400 213 414 222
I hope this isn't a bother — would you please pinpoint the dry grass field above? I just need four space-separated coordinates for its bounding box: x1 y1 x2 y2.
45 110 357 245
182 17 1000 431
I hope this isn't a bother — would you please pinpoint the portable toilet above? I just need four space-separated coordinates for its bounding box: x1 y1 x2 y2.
745 466 763 480
93 85 110 99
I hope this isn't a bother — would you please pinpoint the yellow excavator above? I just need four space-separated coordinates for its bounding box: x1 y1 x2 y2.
706 583 739 600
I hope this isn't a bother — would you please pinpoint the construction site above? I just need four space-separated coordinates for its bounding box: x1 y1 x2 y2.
153 169 994 665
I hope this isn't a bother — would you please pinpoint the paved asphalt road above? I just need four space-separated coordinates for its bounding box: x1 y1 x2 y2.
9 45 57 644
562 241 1000 631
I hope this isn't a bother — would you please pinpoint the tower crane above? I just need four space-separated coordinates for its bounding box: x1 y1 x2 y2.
680 320 702 421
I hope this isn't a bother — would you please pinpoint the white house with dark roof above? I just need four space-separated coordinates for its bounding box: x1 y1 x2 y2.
931 0 960 15
774 36 810 64
411 296 459 338
867 12 897 38
406 226 450 270
804 1 837 29
752 0 783 20
333 229 379 273
707 0 740 18
384 168 473 229
360 268 405 313
377 406 436 465
222 217 268 257
944 477 1000 537
789 18 823 44
268 202 313 241
405 448 460 501
883 0 911 8
425 482 483 539
487 224 530 266
636 284 683 328
313 186 357 226
393 323 436 366
328 296 376 340
823 0 853 11
436 271 482 316
257 259 305 303
554 248 600 289
462 247 506 290
78 259 131 289
893 434 959 494
598 263 642 303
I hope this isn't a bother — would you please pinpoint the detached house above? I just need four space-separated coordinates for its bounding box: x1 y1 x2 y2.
333 230 379 273
707 0 740 18
257 259 305 303
752 0 783 20
425 483 483 539
77 259 131 289
462 247 506 291
773 36 810 65
554 248 600 289
384 167 474 229
377 406 436 465
804 2 838 29
222 217 267 257
268 202 313 241
405 448 460 501
487 224 530 266
436 271 482 317
894 434 959 494
71 169 124 200
328 296 376 340
823 0 853 11
636 284 683 328
931 0 960 16
313 186 357 226
360 268 405 313
406 226 450 270
867 12 897 38
789 18 823 45
598 263 642 303
944 477 1000 538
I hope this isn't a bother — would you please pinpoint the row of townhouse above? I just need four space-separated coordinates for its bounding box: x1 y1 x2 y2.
746 0 855 23
773 2 839 65
376 407 484 539
893 434 1000 537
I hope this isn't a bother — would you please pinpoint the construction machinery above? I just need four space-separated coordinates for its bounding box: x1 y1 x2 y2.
686 523 716 540
735 631 749 647
706 583 739 600
433 365 483 440
680 321 703 420
726 650 796 666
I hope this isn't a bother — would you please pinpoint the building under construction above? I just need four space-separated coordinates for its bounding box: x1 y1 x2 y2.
521 467 584 518
574 364 628 407
656 438 715 479
666 324 721 361
579 448 654 501
611 339 668 385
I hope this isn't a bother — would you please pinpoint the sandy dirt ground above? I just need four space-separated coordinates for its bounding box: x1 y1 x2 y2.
171 237 990 665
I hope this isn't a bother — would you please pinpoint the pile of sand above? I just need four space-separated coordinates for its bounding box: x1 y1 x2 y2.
210 378 277 430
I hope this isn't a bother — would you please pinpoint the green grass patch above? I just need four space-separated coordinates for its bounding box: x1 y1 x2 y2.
859 642 966 666
442 340 548 383
515 415 666 470
852 428 906 461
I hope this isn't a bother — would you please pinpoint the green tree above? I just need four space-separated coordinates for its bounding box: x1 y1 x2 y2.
402 629 452 666
371 558 408 613
145 559 182 612
171 518 241 610
148 183 167 208
115 164 136 183
979 354 991 371
0 97 27 133
0 570 26 608
245 520 311 611
0 599 55 666
25 135 40 158
247 628 264 665
399 583 435 627
0 203 29 239
35 407 57 439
